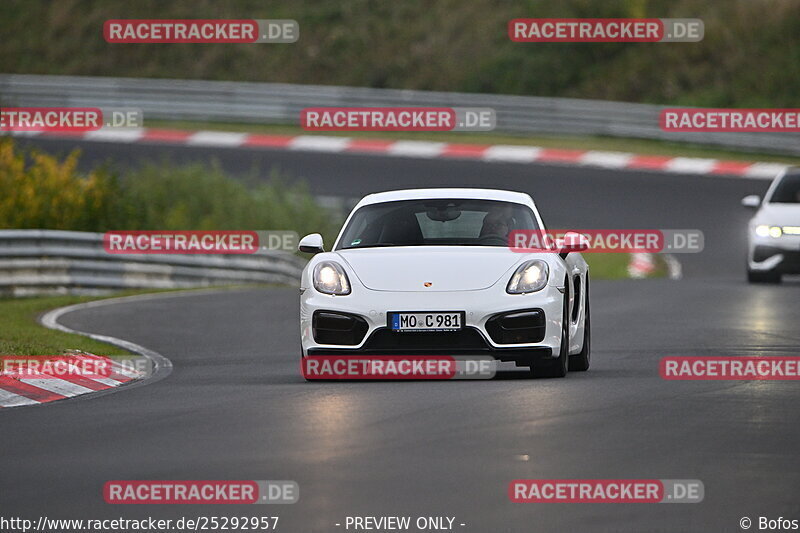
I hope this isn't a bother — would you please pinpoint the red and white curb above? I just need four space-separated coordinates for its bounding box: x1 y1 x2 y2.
0 352 143 408
0 294 174 409
6 128 789 179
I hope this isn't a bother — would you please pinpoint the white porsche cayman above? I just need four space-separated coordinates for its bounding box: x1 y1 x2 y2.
298 188 591 378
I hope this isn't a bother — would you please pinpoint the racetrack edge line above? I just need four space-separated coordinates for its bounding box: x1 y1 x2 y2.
5 291 186 409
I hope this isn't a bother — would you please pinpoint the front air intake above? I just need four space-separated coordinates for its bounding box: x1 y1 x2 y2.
312 311 369 345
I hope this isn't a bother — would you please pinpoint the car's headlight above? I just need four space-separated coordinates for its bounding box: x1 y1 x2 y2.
313 261 351 295
507 260 549 294
756 225 782 238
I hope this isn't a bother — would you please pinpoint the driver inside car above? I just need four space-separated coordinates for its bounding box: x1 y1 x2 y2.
479 206 514 242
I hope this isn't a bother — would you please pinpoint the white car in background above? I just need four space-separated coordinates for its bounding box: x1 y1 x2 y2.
742 168 800 283
297 188 591 378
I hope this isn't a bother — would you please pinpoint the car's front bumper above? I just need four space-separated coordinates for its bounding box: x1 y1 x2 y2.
748 234 800 273
300 284 564 364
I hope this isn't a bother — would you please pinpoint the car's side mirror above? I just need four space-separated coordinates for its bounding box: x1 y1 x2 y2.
559 231 589 259
741 195 761 209
298 233 324 254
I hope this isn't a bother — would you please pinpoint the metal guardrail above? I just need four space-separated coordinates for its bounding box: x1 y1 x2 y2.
0 230 305 296
2 74 799 155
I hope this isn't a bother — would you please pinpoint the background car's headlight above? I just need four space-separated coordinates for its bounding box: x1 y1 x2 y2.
313 261 351 295
507 260 549 294
756 225 783 238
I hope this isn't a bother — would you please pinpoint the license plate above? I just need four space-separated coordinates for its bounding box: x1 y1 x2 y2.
389 311 464 332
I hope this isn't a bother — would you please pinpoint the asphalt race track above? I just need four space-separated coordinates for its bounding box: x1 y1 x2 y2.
2 138 799 532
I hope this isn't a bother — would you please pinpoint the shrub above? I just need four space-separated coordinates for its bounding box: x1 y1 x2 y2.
0 139 119 231
0 139 340 241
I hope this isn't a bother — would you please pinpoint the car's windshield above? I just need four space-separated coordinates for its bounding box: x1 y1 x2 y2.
335 198 539 250
768 173 800 203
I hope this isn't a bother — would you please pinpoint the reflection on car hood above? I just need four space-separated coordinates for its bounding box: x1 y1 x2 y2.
336 246 526 292
753 204 800 226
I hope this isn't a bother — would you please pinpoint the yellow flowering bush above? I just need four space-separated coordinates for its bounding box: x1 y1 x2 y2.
0 139 118 230
0 138 340 241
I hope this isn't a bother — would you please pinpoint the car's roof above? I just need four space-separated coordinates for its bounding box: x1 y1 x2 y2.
357 188 534 207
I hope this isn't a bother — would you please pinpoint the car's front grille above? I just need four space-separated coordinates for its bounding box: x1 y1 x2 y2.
362 327 490 353
308 326 553 363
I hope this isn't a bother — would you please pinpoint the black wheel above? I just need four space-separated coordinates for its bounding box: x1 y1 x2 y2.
531 279 569 378
569 276 591 371
747 269 781 284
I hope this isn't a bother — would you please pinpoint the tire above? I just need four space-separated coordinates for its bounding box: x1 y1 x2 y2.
747 269 781 284
569 276 591 372
531 279 569 378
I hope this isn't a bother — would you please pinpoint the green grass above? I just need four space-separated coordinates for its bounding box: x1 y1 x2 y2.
149 120 800 165
0 292 144 356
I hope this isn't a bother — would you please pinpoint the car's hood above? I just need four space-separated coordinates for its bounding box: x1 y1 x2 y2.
753 204 800 226
336 247 524 292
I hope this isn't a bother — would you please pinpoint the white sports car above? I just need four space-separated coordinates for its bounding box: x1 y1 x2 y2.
742 168 800 283
298 188 591 378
